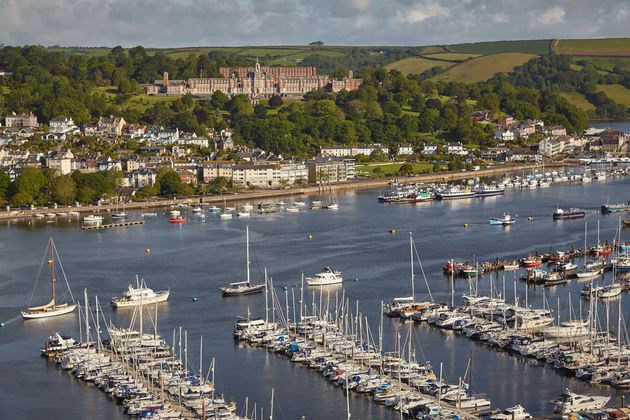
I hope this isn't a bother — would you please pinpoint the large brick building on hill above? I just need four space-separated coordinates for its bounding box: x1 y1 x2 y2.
145 62 362 98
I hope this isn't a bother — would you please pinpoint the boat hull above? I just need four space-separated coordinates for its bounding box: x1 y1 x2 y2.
221 284 265 296
112 291 170 308
22 303 77 319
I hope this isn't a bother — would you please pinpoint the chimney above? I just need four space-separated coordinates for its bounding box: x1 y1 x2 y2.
163 71 169 87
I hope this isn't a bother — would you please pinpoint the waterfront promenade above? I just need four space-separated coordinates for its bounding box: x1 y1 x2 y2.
0 162 561 221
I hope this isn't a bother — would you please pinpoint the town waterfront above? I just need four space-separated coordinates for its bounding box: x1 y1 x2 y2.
1 174 629 419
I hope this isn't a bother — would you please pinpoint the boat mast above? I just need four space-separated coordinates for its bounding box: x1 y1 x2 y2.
409 232 415 301
246 226 251 285
50 238 55 304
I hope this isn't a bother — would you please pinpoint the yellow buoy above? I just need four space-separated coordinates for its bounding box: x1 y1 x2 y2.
307 235 313 240
145 248 151 254
464 224 469 228
528 217 534 221
47 259 53 265
388 229 396 234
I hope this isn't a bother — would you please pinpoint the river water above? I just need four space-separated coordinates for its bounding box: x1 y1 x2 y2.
1 169 629 419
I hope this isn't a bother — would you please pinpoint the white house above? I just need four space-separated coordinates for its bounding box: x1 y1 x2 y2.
421 144 438 155
396 144 414 155
49 116 79 134
446 142 468 156
125 169 157 188
494 128 515 142
538 138 564 157
43 132 67 141
47 150 75 175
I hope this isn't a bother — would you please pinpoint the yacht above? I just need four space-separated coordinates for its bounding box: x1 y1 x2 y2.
543 320 590 339
576 261 604 279
598 284 623 299
40 332 77 357
22 238 77 319
306 267 343 286
237 211 251 218
169 209 181 216
208 206 221 213
111 278 170 308
490 405 532 419
220 226 265 297
552 389 610 414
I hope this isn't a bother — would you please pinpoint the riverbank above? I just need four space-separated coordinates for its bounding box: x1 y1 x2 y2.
0 162 566 221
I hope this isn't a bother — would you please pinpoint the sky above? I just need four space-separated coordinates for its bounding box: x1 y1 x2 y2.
1 0 629 47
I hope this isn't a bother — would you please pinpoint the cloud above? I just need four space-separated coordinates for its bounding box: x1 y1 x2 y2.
531 6 566 27
0 0 628 47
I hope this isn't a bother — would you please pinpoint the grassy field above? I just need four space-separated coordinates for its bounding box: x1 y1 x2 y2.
423 53 480 62
554 38 630 56
91 86 181 112
597 84 630 107
449 40 551 55
0 86 10 94
578 56 630 72
356 162 433 176
559 91 596 112
433 53 536 83
385 57 453 75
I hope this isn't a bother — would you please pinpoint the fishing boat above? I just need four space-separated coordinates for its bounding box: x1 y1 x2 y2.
208 206 221 213
168 216 187 224
474 184 505 197
522 256 542 268
22 238 77 319
552 389 610 414
489 213 516 225
112 203 127 219
436 185 475 200
220 226 265 297
575 261 604 279
111 277 169 308
601 201 630 214
553 208 585 220
306 267 343 286
83 214 103 223
502 261 520 271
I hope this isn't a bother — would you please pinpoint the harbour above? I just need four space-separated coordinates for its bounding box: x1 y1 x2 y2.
1 168 630 418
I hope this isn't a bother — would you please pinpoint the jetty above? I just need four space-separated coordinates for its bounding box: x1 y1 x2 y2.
81 220 145 230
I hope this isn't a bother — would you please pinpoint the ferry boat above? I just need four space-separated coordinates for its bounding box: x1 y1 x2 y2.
552 389 610 414
22 238 77 319
489 213 516 225
474 184 505 197
601 201 630 213
436 185 475 200
111 278 170 308
553 208 585 220
306 267 343 286
168 216 187 223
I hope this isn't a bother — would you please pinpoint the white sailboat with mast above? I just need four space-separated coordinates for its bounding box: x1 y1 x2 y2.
220 226 265 296
22 238 77 319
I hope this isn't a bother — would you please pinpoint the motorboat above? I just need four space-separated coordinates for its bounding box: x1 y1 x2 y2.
576 261 604 279
83 214 103 223
553 208 586 220
489 213 516 225
490 405 532 419
22 238 77 319
208 206 221 213
552 389 610 414
111 278 169 308
436 185 475 200
286 205 300 213
522 256 542 268
192 207 202 213
169 209 181 216
306 267 343 286
601 201 630 214
502 261 519 271
168 216 187 224
237 211 251 218
474 184 505 197
219 212 233 219
598 284 623 299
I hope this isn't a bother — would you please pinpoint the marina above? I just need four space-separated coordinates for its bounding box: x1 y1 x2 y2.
1 166 630 418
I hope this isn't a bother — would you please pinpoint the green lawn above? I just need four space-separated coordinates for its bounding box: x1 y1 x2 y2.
91 86 181 112
554 38 630 56
356 162 433 176
0 86 10 94
597 84 630 107
559 91 596 112
433 53 536 83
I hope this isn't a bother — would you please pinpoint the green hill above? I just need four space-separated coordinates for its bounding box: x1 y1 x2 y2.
433 53 537 83
559 91 596 112
597 84 630 106
385 57 454 75
553 38 630 56
448 40 551 55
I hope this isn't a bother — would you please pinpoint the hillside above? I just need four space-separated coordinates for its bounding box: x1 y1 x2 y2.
597 84 630 107
559 91 596 112
433 53 536 83
553 38 630 56
448 40 551 55
385 57 454 75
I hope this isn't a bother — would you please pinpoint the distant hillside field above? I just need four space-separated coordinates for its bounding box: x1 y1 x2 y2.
422 53 480 62
385 57 454 75
433 53 536 83
449 40 551 55
597 84 630 107
576 56 630 72
559 91 596 112
554 38 630 56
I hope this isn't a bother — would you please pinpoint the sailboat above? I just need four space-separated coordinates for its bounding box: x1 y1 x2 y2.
323 189 340 209
112 201 127 219
22 238 77 319
220 198 233 219
220 226 265 296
